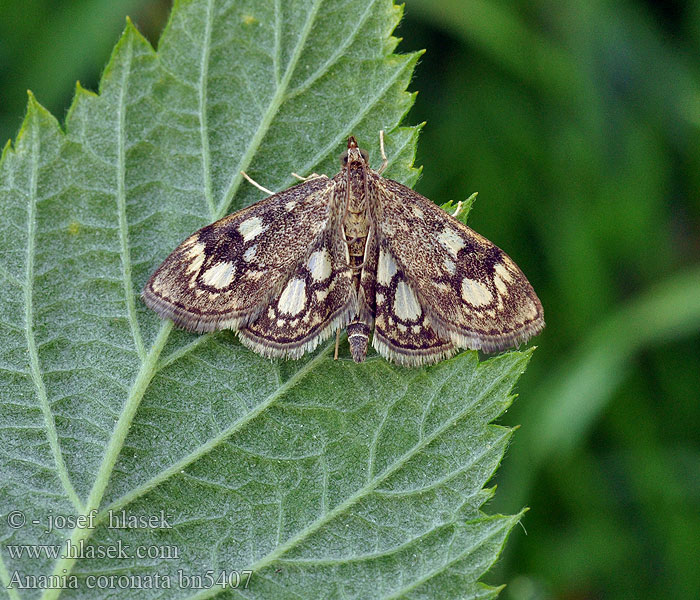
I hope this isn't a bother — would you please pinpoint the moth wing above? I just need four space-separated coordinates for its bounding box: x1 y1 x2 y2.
238 226 355 359
360 234 456 366
370 176 544 352
143 176 336 332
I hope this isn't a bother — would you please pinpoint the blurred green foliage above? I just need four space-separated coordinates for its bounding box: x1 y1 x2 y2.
401 2 700 598
1 1 698 599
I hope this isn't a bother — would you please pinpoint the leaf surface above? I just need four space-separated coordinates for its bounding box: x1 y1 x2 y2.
0 1 528 598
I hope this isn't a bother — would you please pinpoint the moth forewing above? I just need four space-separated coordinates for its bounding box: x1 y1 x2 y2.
368 176 544 358
143 135 544 366
142 175 337 332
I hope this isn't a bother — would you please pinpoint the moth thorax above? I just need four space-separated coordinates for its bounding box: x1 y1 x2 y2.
347 321 370 363
346 161 368 213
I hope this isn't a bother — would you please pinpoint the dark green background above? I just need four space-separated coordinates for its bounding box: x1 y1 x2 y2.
2 1 698 599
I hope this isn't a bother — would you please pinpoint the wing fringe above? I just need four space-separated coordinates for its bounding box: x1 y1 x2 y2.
237 302 357 359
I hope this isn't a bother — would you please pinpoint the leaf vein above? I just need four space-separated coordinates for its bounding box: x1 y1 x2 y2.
40 321 173 600
97 343 334 520
242 358 515 573
115 36 146 363
290 54 416 185
0 552 22 600
374 428 510 497
273 0 282 87
23 108 83 514
198 0 217 219
286 0 379 100
383 518 515 600
277 522 451 566
215 0 325 218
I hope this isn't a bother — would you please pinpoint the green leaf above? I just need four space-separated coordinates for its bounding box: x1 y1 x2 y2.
0 1 530 597
440 192 478 225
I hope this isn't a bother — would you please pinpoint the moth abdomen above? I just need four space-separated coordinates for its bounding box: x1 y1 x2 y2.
347 320 371 363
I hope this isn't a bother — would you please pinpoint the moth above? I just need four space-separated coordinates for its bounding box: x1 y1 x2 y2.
143 133 544 366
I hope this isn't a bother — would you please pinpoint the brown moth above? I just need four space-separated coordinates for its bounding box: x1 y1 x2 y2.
143 134 544 366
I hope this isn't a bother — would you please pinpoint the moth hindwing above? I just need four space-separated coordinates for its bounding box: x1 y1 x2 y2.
143 135 544 366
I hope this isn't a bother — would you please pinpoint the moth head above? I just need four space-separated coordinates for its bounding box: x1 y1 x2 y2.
341 136 369 167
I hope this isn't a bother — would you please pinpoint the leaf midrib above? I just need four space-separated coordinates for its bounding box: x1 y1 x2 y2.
100 343 334 518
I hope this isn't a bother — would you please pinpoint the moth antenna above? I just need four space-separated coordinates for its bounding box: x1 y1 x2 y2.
378 130 388 174
291 172 324 182
451 200 463 218
241 171 274 195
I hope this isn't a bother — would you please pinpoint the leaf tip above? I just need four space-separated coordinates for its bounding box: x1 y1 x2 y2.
23 90 54 123
122 13 151 47
12 91 55 149
64 81 99 131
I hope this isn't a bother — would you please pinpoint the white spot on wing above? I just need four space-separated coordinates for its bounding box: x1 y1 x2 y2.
277 278 306 316
495 262 513 282
238 216 266 242
307 248 332 282
461 278 493 306
201 261 236 288
494 275 508 296
438 227 465 258
185 242 206 274
285 200 297 211
394 281 422 321
444 257 456 275
377 248 398 286
243 245 257 262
